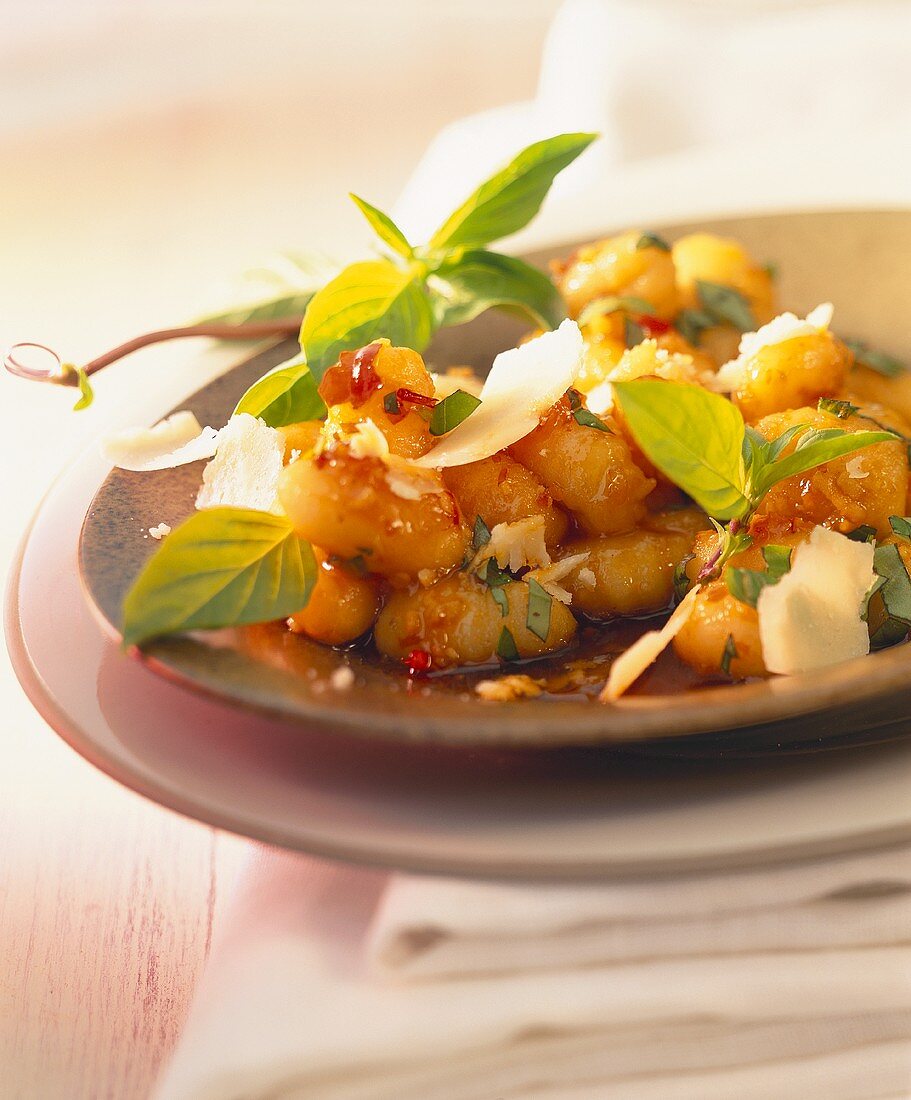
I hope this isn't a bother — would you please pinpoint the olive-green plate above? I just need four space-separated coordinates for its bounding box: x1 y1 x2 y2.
78 209 911 751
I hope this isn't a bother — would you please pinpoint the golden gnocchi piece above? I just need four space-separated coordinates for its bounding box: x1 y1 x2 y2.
509 397 656 535
286 552 380 645
672 581 767 680
374 572 577 668
277 420 322 464
553 230 679 320
278 447 470 582
732 331 853 422
753 406 908 537
442 453 569 547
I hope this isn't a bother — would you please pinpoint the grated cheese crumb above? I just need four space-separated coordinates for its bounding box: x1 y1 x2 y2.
577 567 597 588
715 303 834 392
330 666 355 691
148 523 171 540
474 516 550 574
526 552 590 604
846 456 869 480
475 674 542 701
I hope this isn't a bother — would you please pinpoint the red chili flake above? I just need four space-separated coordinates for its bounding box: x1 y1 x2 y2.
396 387 438 409
404 648 432 676
636 314 671 337
349 342 384 404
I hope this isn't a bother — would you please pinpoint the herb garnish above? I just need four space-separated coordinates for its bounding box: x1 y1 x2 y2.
846 524 877 543
576 295 657 327
720 634 738 675
429 390 482 436
636 232 671 252
675 308 715 346
383 391 401 415
866 541 911 648
471 515 492 553
846 338 906 378
566 388 611 432
121 509 317 647
889 516 911 541
696 281 755 332
525 578 553 642
497 626 520 661
624 316 645 348
726 544 792 608
233 352 326 427
817 397 859 420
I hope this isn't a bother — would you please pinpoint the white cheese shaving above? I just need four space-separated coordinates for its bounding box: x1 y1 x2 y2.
348 419 390 461
430 370 483 399
585 380 614 415
148 523 171 540
601 586 701 701
757 526 874 675
475 516 550 574
577 567 597 588
475 674 543 701
345 419 442 500
102 411 219 471
526 552 590 604
415 319 584 468
195 413 285 514
715 303 834 392
846 456 869 480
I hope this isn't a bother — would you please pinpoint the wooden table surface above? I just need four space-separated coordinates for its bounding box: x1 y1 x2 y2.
0 6 554 1095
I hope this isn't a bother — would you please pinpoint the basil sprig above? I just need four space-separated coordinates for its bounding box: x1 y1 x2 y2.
233 352 326 426
866 541 911 648
121 508 317 647
846 338 906 378
726 545 792 607
429 390 482 436
296 133 596 380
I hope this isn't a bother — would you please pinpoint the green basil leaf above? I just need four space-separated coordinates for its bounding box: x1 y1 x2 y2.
567 388 611 432
383 391 401 415
624 316 645 347
675 308 714 346
429 389 482 436
818 397 859 419
636 232 671 252
428 249 565 331
300 260 434 379
846 524 878 543
427 132 597 251
756 428 897 496
612 380 750 520
673 554 695 601
479 556 512 588
720 634 738 675
762 544 793 578
846 338 906 378
866 542 911 647
761 422 808 463
726 568 769 608
497 626 520 661
233 352 326 427
349 194 413 260
471 515 492 552
577 295 656 327
525 578 552 642
763 261 779 280
121 508 317 647
889 516 911 541
696 280 755 331
490 586 509 617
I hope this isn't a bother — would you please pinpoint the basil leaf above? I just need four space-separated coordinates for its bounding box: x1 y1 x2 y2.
726 568 769 608
349 194 413 260
846 338 905 378
624 316 645 347
696 280 755 331
383 391 401 415
479 557 512 588
761 423 809 463
720 634 738 675
427 132 597 251
762 544 793 578
755 428 897 496
300 260 434 379
429 389 482 436
567 388 611 432
577 295 656 327
637 232 670 252
497 626 520 661
121 508 317 647
490 586 509 617
673 554 695 601
429 250 564 330
233 352 326 427
846 524 877 543
866 542 911 648
612 380 750 520
525 578 552 642
818 397 859 419
471 515 492 552
763 261 779 280
889 516 911 541
675 309 714 346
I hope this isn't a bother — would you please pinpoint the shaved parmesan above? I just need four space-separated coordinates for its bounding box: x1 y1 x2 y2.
102 411 219 471
715 303 834 391
585 379 614 415
526 552 590 604
415 319 584 468
431 370 483 399
757 526 873 675
475 674 543 701
601 586 701 701
348 419 390 461
195 414 285 514
475 516 550 574
344 419 442 500
148 523 171 540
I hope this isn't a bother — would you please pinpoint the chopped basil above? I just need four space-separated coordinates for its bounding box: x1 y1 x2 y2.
726 545 791 608
383 391 401 415
497 626 520 661
624 316 645 348
566 388 611 432
818 397 859 420
490 586 509 616
346 554 369 576
761 544 793 578
636 232 671 252
889 516 911 542
696 280 755 332
674 308 714 346
673 554 695 602
846 338 906 379
479 556 512 588
720 634 738 676
577 295 656 327
762 261 779 280
866 542 911 648
525 578 552 642
846 524 877 543
429 389 481 436
472 515 492 552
